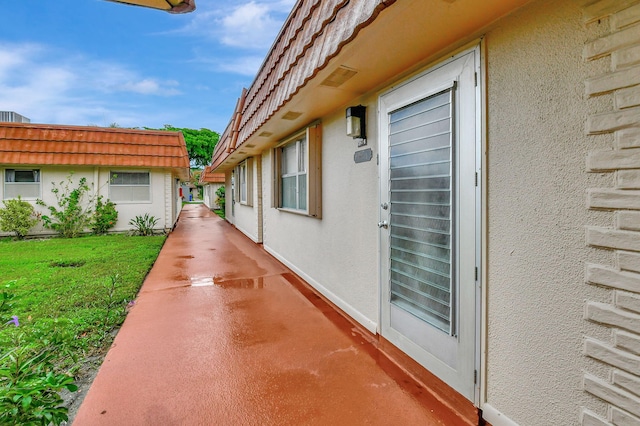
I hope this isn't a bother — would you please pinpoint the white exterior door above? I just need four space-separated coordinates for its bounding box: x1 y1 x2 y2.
379 47 480 401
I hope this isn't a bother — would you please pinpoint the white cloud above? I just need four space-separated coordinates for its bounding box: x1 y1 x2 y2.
195 54 264 77
0 43 39 82
77 61 181 96
179 0 294 77
181 0 294 50
0 42 182 125
120 79 181 95
220 2 275 48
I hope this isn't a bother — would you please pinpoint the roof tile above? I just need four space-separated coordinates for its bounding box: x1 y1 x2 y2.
199 166 225 184
231 0 391 146
0 123 190 179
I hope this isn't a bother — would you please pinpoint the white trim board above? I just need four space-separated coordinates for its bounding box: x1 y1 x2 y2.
482 404 519 426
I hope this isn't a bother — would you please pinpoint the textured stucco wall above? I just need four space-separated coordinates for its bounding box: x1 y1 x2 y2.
224 172 233 225
202 183 223 210
101 169 170 232
230 161 260 242
263 107 380 331
485 0 614 424
5 167 94 236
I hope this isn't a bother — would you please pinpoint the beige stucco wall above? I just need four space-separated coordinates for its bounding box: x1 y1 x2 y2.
0 166 177 236
484 0 615 424
97 168 172 232
202 183 223 210
261 107 380 332
224 173 234 225
230 161 261 243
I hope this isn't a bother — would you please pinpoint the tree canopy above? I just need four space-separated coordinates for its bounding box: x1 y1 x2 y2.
147 125 220 169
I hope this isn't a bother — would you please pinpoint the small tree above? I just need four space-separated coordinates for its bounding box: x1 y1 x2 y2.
37 175 93 238
0 197 39 239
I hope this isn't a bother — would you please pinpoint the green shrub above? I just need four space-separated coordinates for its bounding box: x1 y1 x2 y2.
91 196 118 235
0 340 77 425
129 214 159 236
37 176 92 238
0 197 39 240
215 185 225 211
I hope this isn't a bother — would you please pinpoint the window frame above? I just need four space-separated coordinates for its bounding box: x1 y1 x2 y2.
109 170 151 203
3 168 41 200
235 158 253 207
273 122 322 218
240 161 247 204
280 135 307 211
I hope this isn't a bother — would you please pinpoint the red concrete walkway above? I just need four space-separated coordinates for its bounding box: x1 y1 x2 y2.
74 204 462 425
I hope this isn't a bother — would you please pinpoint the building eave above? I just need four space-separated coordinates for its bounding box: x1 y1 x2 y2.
106 0 195 14
212 0 532 171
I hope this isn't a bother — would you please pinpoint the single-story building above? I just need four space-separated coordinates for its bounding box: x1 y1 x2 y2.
199 165 225 210
0 122 189 236
210 0 640 425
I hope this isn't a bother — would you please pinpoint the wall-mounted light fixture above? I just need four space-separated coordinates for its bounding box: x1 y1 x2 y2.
346 105 366 140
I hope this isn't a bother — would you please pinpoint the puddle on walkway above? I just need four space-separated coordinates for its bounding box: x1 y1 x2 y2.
190 277 214 287
188 276 265 289
214 277 265 289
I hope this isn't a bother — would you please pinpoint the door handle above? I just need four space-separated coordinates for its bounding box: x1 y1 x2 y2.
378 220 388 229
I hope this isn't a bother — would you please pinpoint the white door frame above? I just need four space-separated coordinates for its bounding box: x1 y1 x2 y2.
378 45 482 403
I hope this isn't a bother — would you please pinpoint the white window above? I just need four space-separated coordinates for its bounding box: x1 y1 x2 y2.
109 171 150 202
280 137 307 211
235 158 253 206
4 169 40 199
273 122 322 218
240 162 247 203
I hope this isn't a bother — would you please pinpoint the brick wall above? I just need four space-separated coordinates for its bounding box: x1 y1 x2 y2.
583 1 640 424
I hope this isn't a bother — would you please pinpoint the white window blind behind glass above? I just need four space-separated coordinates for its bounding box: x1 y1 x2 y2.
110 171 150 202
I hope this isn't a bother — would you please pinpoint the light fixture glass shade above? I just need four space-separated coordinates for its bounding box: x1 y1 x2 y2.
346 105 366 139
346 116 361 138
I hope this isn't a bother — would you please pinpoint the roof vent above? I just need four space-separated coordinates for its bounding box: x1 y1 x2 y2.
320 66 358 87
282 111 302 121
258 131 273 137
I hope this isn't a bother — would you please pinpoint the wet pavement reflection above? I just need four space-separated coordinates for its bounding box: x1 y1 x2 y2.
73 204 464 426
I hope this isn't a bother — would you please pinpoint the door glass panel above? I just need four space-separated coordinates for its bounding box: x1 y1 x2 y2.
389 89 455 335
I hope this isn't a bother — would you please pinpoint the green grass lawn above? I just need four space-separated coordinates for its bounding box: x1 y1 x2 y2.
0 234 166 371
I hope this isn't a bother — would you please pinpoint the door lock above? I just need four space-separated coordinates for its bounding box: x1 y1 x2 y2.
381 202 389 210
378 221 389 229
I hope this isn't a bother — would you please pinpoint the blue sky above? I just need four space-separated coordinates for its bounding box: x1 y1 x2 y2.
0 0 294 133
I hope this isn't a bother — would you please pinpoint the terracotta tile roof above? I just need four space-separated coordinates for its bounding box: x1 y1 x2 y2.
211 121 233 170
211 0 394 169
0 122 190 180
237 0 393 144
199 166 225 184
